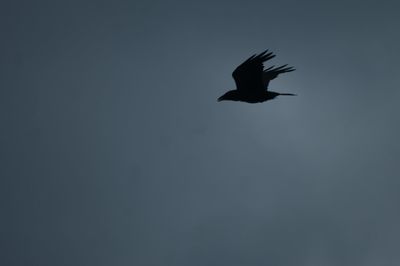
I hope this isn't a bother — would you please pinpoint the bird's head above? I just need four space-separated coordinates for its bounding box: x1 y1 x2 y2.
217 90 239 102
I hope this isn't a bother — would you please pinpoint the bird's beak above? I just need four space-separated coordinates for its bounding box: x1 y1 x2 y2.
217 96 223 102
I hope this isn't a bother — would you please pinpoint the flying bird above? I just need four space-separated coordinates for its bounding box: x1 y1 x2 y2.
218 50 296 103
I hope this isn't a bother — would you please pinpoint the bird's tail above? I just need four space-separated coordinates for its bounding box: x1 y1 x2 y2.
278 93 297 96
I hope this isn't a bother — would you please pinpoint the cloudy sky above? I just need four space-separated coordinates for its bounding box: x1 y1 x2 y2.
1 0 400 265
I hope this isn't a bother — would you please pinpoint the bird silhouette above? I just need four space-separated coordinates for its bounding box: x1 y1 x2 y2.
218 50 296 103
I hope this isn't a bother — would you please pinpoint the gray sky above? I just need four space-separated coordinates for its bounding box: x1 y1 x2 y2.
1 0 400 265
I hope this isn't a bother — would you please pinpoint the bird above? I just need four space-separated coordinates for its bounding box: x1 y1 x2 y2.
218 50 296 103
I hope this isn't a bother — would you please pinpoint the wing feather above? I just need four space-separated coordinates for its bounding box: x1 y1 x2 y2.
262 65 295 89
232 50 295 92
232 50 275 92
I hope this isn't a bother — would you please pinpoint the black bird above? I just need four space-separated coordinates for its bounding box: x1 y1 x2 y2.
218 50 296 103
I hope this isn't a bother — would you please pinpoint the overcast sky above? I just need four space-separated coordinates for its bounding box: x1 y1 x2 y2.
1 0 400 265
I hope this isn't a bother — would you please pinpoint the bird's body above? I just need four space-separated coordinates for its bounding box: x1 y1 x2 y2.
219 90 296 103
218 50 296 103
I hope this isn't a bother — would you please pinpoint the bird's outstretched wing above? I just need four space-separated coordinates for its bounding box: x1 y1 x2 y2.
262 64 295 89
232 50 275 92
